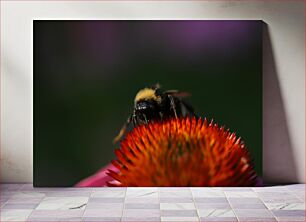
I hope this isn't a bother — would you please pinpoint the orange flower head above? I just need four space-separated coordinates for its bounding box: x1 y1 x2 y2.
107 117 257 187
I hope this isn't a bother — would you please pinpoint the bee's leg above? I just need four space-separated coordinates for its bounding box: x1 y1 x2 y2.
142 114 148 124
159 112 163 121
113 115 132 144
168 95 178 119
132 111 137 127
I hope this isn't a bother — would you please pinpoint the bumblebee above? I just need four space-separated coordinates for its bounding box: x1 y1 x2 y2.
113 84 196 143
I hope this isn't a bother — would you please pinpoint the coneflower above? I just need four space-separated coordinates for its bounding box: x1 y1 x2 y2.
107 116 257 187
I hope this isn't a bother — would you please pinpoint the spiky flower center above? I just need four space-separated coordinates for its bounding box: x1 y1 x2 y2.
108 117 257 187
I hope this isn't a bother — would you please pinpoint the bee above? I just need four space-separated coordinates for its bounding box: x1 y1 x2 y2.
113 84 196 143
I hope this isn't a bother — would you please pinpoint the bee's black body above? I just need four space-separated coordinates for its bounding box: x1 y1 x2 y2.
113 84 196 143
132 88 193 125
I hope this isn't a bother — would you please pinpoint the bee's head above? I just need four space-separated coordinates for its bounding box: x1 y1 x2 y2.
134 87 161 104
134 87 162 114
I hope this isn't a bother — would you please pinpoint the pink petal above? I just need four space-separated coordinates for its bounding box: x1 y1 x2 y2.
75 163 119 187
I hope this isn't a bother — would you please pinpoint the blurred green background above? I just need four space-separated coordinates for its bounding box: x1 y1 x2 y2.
34 21 262 186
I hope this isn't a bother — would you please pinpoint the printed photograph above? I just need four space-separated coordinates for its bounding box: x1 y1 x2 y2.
34 20 262 187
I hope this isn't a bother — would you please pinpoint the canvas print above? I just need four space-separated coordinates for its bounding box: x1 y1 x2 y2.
34 20 262 187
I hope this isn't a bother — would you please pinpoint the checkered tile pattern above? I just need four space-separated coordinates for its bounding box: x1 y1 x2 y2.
0 184 305 221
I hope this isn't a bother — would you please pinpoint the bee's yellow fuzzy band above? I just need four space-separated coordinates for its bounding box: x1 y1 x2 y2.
134 88 161 104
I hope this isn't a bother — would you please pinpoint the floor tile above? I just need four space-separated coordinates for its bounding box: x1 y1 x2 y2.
271 209 305 217
161 216 199 222
27 216 83 221
192 188 225 197
45 190 92 197
83 209 123 217
227 197 262 204
160 197 194 203
198 209 235 217
92 187 126 192
1 202 7 208
83 217 121 222
36 196 88 210
222 188 253 192
11 191 46 199
86 202 123 209
292 191 305 200
125 197 159 203
237 218 277 222
21 186 68 192
161 209 198 217
261 197 302 204
196 203 231 209
257 192 300 203
91 189 125 198
126 188 158 198
225 191 258 198
1 183 306 222
282 184 305 191
276 217 306 222
230 202 266 209
253 186 289 193
122 217 161 221
29 209 84 217
160 189 192 198
200 217 238 222
265 202 305 210
2 203 39 209
194 197 228 203
7 197 44 204
125 203 160 209
122 209 160 217
127 187 158 191
0 209 32 221
159 187 191 191
160 203 196 210
89 197 124 203
234 209 274 218
1 196 10 205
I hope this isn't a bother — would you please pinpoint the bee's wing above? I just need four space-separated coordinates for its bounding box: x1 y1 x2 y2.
165 90 196 116
164 90 191 98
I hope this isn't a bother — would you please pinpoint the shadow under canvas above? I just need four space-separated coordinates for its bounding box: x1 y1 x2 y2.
262 23 298 184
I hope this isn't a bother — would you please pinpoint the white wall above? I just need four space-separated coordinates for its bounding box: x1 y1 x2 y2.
1 1 304 183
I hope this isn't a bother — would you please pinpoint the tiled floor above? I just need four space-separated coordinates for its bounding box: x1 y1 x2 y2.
0 184 305 222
